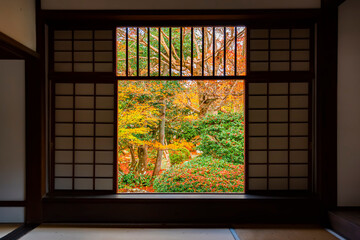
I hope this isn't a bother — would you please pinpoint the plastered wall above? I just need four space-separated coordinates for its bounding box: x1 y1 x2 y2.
0 60 26 222
0 0 36 51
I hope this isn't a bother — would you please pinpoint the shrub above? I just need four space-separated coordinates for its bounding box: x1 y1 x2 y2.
178 112 245 165
118 171 152 188
170 148 191 166
153 156 244 192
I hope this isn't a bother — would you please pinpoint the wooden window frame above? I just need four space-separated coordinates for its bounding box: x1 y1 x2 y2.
22 7 339 224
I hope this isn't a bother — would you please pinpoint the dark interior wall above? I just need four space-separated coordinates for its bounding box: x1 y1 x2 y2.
337 0 360 207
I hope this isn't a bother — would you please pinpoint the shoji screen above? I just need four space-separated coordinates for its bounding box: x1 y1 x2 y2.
249 28 312 72
53 30 113 73
246 81 311 191
53 83 115 191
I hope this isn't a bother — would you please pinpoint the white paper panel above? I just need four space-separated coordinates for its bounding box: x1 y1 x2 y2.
269 123 288 136
269 83 288 94
249 110 267 122
54 178 72 190
95 165 113 177
291 51 310 61
250 51 268 61
74 52 93 61
249 165 267 177
56 83 73 95
248 96 267 108
249 123 267 136
74 63 93 72
290 82 308 94
55 110 73 122
75 124 94 136
95 30 113 39
270 62 289 71
75 137 93 150
248 178 267 190
55 164 72 177
290 165 308 177
248 151 267 163
74 165 93 177
250 29 268 38
75 83 94 95
55 137 73 149
250 40 268 50
54 30 72 39
96 124 114 136
55 123 73 136
95 138 114 150
74 30 92 39
54 52 72 61
290 151 308 163
290 96 308 108
270 29 289 38
75 110 94 122
290 109 308 122
95 178 113 190
290 123 308 135
269 151 288 163
54 63 72 72
75 96 94 108
95 151 113 164
74 178 93 190
96 110 113 122
55 151 73 163
270 40 289 49
249 137 267 150
269 96 288 108
250 62 268 71
270 51 289 61
95 52 113 62
291 62 310 71
95 63 113 72
55 96 73 108
54 41 72 50
248 83 267 95
291 39 310 49
94 41 113 50
75 151 94 163
269 164 288 177
74 41 93 50
290 137 308 149
269 110 288 122
96 84 114 95
269 137 288 149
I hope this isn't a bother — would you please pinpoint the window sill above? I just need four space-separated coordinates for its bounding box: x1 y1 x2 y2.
44 192 314 200
42 193 319 224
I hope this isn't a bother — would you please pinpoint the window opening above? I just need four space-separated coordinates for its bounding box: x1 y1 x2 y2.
116 26 246 193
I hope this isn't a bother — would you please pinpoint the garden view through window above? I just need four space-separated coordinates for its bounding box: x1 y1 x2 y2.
116 26 246 193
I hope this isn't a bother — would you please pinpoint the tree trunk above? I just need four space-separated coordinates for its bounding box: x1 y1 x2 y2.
129 144 137 172
137 145 148 174
152 98 166 177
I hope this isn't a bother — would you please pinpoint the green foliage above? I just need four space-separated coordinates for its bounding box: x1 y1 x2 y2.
118 171 152 188
170 148 191 166
153 156 244 192
177 112 245 164
197 112 245 165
